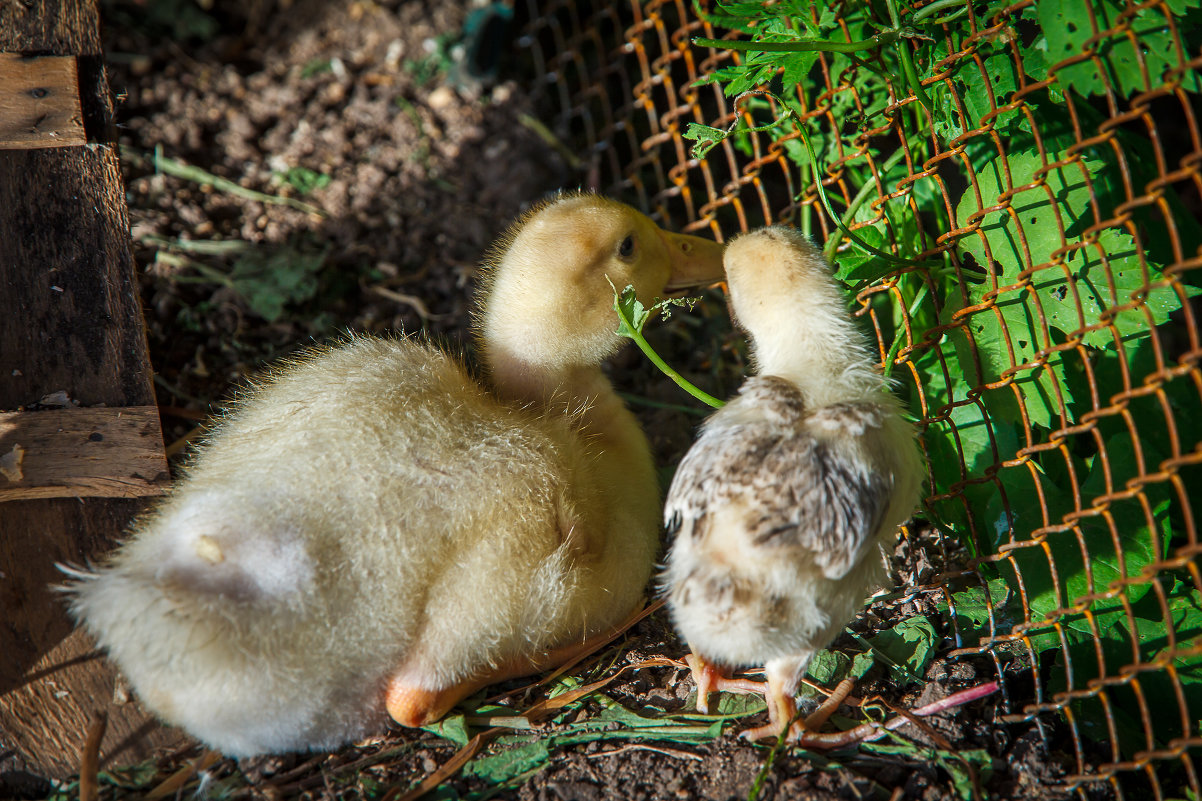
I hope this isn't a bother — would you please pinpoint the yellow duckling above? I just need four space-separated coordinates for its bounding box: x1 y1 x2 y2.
661 227 923 742
65 193 725 757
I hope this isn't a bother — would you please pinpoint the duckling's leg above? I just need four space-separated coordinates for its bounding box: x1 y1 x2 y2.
684 653 767 714
386 619 644 727
386 662 552 728
736 656 806 743
385 683 468 729
686 653 855 743
742 668 856 745
385 641 599 726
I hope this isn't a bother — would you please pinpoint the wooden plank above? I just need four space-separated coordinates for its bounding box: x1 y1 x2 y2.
0 1 115 145
0 0 187 782
0 0 103 56
0 148 157 406
0 499 188 778
0 53 86 150
0 156 187 778
0 407 169 501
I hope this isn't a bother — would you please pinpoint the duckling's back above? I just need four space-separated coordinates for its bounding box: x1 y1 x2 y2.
68 336 599 756
662 375 920 669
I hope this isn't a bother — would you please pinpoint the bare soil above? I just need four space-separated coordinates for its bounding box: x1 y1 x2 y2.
5 1 1110 798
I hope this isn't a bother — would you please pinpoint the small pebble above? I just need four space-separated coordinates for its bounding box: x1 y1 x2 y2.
427 85 457 111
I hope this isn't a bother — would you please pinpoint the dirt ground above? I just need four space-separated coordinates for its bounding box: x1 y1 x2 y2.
11 0 1119 798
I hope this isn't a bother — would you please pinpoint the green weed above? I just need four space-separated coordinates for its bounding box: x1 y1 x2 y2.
275 166 332 196
145 234 329 323
673 0 1202 764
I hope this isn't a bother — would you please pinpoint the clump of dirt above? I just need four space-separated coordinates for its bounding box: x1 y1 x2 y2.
49 0 1094 798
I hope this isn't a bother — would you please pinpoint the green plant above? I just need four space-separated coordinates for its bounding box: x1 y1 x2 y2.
126 148 326 217
610 282 724 408
404 33 458 86
144 234 330 323
300 58 335 79
275 166 332 195
674 0 1202 760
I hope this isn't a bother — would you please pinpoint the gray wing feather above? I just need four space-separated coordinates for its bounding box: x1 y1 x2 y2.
664 396 891 581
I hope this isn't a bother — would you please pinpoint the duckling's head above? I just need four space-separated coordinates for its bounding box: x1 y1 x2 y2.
724 227 877 394
477 193 725 387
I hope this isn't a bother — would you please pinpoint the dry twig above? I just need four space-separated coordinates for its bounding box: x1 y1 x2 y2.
78 713 107 801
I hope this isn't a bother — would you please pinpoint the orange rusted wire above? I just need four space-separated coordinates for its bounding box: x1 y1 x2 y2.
518 0 1202 795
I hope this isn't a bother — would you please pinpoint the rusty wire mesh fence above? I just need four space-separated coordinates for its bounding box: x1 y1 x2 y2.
517 0 1202 796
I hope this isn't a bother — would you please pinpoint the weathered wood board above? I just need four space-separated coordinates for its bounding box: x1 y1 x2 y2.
0 0 188 782
0 53 86 150
0 407 170 502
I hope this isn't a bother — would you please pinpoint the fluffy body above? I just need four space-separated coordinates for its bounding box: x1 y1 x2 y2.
67 194 725 756
662 227 924 738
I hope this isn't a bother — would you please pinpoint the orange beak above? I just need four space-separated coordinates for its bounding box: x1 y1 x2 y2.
659 228 726 295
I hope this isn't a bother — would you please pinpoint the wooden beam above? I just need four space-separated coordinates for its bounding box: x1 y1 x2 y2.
0 148 158 406
0 53 86 150
0 499 189 778
0 0 187 782
0 407 169 502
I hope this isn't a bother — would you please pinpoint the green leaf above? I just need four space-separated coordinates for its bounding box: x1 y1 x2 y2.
681 123 729 159
1000 431 1171 647
677 689 768 721
691 0 844 97
611 282 724 408
229 243 327 322
301 58 333 78
421 713 471 747
948 149 1202 428
942 748 994 801
462 737 550 784
462 699 731 786
862 741 993 801
806 647 875 686
710 691 768 718
723 55 782 97
960 48 1020 130
914 344 1020 545
806 649 845 685
850 650 875 679
1037 578 1202 759
1058 228 1200 350
590 697 689 729
868 616 937 683
778 50 821 90
276 166 331 195
938 578 1015 645
96 757 161 789
947 302 1076 430
831 227 901 286
1033 0 1202 98
462 702 726 785
613 284 652 338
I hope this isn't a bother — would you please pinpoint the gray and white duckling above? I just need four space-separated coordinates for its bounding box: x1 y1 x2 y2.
65 193 725 757
661 227 923 742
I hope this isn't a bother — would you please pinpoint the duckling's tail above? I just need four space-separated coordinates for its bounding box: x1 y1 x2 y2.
61 493 318 632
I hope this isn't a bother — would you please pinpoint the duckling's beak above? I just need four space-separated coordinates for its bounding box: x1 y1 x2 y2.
659 229 726 295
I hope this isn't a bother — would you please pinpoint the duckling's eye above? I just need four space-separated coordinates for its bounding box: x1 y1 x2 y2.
617 234 637 262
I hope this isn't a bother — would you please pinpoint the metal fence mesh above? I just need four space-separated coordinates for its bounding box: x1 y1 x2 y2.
517 0 1202 795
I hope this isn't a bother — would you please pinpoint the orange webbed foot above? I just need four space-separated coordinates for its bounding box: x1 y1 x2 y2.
743 677 856 746
386 604 656 728
386 683 464 728
684 654 857 745
684 653 770 715
741 676 857 745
